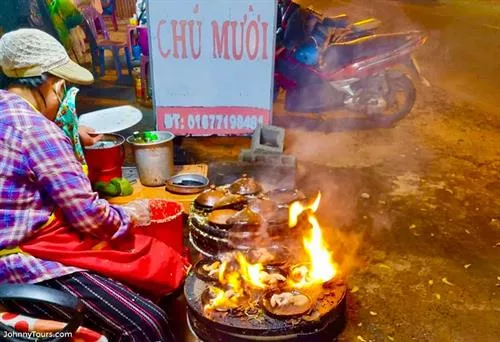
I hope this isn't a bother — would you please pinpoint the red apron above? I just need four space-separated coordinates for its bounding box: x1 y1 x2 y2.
20 212 189 298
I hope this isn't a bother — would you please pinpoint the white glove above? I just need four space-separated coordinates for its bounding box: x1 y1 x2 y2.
122 199 150 226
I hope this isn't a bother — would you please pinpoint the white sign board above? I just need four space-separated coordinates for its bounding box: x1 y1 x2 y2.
148 0 277 135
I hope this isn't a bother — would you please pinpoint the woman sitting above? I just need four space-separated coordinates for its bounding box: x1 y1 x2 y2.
0 29 181 341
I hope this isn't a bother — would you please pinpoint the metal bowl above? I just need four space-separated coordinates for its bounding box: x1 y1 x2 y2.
166 173 209 194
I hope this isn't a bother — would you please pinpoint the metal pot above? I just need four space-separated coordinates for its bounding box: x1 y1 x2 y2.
127 131 175 187
84 133 125 183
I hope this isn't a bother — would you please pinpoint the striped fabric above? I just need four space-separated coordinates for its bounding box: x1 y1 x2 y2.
0 89 131 284
5 272 175 341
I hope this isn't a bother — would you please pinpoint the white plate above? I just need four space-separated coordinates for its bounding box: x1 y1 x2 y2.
78 106 143 134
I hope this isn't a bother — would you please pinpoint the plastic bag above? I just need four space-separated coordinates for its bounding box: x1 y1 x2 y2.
122 199 151 227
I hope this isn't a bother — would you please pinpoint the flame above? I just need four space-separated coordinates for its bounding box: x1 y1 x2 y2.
227 271 242 292
303 214 336 283
236 253 267 289
289 192 321 227
218 261 228 284
204 191 338 312
289 192 337 286
204 287 226 311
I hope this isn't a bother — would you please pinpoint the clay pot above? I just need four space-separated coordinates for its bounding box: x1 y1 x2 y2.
229 174 262 196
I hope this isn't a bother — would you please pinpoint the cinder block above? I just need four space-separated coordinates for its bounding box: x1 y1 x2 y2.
251 124 285 154
239 149 296 168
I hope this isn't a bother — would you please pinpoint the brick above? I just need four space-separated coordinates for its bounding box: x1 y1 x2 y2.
251 124 285 154
239 150 296 168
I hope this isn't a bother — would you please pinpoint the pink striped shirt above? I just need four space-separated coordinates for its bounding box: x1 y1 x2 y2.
0 90 131 284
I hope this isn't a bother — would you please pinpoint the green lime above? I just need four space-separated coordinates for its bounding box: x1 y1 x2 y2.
110 178 134 196
102 182 120 197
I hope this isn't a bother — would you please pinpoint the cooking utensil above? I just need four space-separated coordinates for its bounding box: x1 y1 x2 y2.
165 173 209 194
213 194 247 210
195 185 226 209
227 207 262 226
126 131 175 187
245 246 291 267
193 258 223 283
261 291 312 318
83 133 125 183
208 209 239 230
229 174 262 196
265 189 306 207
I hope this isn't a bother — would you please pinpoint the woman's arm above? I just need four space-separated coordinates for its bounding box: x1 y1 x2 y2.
24 121 130 240
78 125 102 146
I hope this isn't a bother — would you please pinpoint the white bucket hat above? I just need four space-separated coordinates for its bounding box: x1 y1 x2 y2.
0 28 93 85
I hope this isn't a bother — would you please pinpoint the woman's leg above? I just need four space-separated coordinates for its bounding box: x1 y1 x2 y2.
7 272 175 342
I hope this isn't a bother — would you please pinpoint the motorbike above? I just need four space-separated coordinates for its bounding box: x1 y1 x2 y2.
274 7 429 126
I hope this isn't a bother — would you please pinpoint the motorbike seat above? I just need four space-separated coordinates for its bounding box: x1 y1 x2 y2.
323 33 413 70
323 14 349 28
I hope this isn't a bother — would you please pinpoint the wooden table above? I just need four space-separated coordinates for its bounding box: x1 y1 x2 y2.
109 164 208 213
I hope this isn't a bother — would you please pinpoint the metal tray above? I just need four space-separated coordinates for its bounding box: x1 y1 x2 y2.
165 173 209 194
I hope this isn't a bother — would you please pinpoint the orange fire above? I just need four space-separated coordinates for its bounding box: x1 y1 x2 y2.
289 192 337 286
204 192 338 312
289 192 321 228
236 253 267 289
204 287 227 311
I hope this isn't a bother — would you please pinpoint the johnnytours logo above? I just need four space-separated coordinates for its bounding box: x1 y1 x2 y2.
3 330 73 340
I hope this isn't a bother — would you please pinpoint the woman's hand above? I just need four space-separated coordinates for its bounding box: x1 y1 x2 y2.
78 125 103 146
122 200 151 227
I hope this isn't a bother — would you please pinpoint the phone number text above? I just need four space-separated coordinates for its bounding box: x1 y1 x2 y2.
163 114 265 131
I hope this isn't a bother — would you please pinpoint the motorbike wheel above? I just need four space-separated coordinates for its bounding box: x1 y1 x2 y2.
371 73 416 126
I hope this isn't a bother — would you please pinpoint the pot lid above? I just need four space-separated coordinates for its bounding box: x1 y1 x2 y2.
213 194 247 210
247 198 278 219
194 185 226 207
228 174 262 196
265 189 306 206
227 207 263 226
208 209 239 226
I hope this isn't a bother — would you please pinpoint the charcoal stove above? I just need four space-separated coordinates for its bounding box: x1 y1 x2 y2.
187 184 346 341
185 272 346 341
